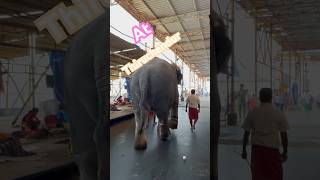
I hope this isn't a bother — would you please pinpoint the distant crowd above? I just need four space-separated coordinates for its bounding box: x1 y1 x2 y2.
222 84 320 121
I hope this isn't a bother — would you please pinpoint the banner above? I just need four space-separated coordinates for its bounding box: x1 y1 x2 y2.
291 81 299 105
49 51 65 102
124 77 132 101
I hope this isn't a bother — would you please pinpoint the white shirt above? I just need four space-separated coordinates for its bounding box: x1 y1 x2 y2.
242 103 290 149
186 95 200 108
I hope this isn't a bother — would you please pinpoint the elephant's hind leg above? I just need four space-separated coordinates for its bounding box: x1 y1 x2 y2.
67 100 98 180
94 122 107 180
168 93 179 129
156 110 170 141
134 107 148 150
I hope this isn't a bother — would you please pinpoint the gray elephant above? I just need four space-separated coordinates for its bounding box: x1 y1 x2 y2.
64 11 107 180
130 58 182 150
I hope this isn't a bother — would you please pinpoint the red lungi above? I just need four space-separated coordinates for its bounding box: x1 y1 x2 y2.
251 145 283 180
188 107 198 120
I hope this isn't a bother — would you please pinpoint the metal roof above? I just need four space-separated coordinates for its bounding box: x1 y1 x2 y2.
110 33 146 79
115 0 210 77
0 0 69 59
238 0 320 51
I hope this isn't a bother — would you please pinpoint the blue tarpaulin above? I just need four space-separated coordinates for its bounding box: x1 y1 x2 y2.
291 81 299 105
49 51 65 102
124 78 132 101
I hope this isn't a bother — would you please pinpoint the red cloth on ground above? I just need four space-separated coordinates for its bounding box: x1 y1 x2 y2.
251 145 283 180
45 115 57 129
188 107 198 120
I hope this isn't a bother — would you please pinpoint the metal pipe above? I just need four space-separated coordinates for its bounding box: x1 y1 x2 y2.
289 49 292 89
280 45 283 87
28 32 36 108
301 55 305 95
230 0 236 112
11 65 50 125
299 54 302 96
180 61 184 101
254 17 258 97
269 25 273 90
6 60 9 108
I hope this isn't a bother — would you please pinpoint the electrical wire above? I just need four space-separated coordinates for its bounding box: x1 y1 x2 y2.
110 25 176 63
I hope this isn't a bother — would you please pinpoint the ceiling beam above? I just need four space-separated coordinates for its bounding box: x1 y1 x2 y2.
0 20 37 31
0 41 66 52
149 9 209 25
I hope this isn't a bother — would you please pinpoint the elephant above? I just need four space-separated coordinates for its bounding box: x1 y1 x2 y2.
210 11 232 180
130 58 183 150
63 11 107 180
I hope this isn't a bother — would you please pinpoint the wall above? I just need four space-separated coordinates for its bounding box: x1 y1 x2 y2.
0 53 55 111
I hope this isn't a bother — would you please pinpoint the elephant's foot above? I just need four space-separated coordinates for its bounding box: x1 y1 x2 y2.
168 118 178 129
158 123 170 140
134 134 147 150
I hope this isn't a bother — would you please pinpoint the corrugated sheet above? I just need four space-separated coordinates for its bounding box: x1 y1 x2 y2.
125 0 211 77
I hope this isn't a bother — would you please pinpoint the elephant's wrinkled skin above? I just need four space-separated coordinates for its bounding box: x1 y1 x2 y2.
64 12 107 180
130 59 182 150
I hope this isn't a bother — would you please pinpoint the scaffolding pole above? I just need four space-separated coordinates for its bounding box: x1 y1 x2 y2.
280 46 283 87
6 60 9 108
269 25 273 90
289 50 292 89
301 54 304 94
299 54 302 96
28 32 36 108
189 68 191 91
12 65 50 125
228 0 237 124
180 61 184 101
254 17 258 97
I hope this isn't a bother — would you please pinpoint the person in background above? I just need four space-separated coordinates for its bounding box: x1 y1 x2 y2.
309 93 314 110
248 94 257 111
237 84 248 120
274 91 280 110
186 89 200 131
283 92 289 110
116 95 123 104
316 94 320 108
303 92 313 112
242 88 289 180
21 108 41 132
279 93 285 111
184 88 188 99
56 104 70 129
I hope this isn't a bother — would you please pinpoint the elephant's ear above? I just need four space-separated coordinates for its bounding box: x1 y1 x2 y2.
176 68 183 84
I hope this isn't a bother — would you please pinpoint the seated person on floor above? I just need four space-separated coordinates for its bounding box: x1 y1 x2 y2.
115 95 131 106
56 105 70 130
21 108 48 139
115 95 124 104
21 108 40 132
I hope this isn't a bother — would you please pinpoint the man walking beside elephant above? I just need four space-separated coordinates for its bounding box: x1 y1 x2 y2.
186 89 200 131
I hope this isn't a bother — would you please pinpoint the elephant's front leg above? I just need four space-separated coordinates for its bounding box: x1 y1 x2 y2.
134 107 148 150
168 93 179 129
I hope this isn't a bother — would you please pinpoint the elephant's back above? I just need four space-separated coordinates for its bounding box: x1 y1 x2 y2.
64 12 107 86
134 58 177 95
